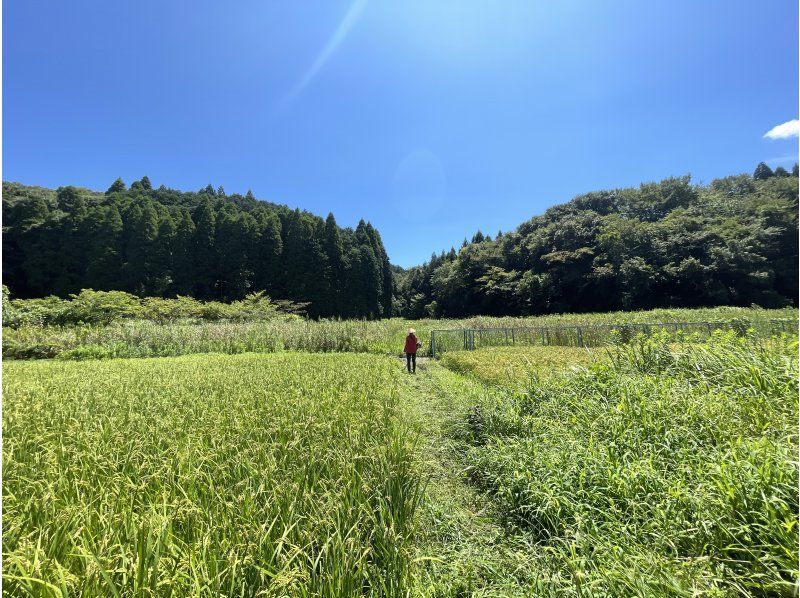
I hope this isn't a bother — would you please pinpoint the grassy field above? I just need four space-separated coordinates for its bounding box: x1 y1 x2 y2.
3 353 421 596
449 333 799 595
441 345 600 388
3 305 795 360
3 313 798 596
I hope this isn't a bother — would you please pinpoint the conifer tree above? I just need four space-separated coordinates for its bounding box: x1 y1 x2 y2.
124 201 159 295
193 201 217 297
172 209 196 295
106 178 126 194
323 213 345 315
254 213 283 296
753 162 774 180
85 205 124 289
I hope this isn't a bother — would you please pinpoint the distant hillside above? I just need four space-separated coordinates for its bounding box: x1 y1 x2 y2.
5 165 798 320
395 166 799 317
2 178 393 318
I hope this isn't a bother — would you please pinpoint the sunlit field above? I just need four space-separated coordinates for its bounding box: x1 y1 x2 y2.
3 320 798 595
3 353 421 596
440 345 600 387
449 333 799 594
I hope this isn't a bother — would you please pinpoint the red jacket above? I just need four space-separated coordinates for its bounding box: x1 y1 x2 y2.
404 334 418 353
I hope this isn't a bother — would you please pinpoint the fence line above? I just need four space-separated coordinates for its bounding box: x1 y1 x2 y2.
428 318 795 358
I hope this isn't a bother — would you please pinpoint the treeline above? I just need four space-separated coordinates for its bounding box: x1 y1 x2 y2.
4 163 798 321
2 178 393 318
395 164 799 317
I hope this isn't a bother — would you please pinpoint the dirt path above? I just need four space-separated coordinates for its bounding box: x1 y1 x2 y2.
398 363 537 596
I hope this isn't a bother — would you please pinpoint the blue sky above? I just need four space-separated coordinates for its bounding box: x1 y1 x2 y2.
4 1 798 267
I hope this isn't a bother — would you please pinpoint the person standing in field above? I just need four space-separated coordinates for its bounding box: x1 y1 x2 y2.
404 328 420 373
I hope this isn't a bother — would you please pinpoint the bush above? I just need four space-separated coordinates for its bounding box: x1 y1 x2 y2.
2 288 304 328
60 290 142 325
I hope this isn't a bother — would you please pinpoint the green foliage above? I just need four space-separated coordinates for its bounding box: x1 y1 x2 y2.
3 304 794 361
3 353 421 595
2 289 304 329
754 161 774 180
4 163 798 320
105 177 126 194
458 335 798 594
396 167 798 316
3 180 392 318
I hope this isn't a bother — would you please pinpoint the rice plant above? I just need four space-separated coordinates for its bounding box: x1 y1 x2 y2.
3 353 423 596
441 346 600 388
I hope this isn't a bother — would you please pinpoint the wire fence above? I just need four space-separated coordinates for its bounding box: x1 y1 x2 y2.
428 318 796 358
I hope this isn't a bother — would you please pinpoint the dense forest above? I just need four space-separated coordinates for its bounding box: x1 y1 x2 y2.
395 162 799 317
2 178 393 318
3 162 798 319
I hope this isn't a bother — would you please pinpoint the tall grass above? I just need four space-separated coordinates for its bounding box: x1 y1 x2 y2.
459 333 798 595
3 353 422 596
3 306 795 360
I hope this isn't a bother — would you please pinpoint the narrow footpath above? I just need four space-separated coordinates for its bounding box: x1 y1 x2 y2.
397 361 538 597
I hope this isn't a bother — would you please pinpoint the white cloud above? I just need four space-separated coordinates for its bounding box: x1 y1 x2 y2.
763 119 800 140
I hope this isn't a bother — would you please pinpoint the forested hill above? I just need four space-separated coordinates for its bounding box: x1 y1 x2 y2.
2 178 393 318
4 165 798 320
395 166 799 317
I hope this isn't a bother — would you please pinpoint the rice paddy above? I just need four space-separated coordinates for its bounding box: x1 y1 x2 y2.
440 345 600 388
3 353 421 596
2 313 798 596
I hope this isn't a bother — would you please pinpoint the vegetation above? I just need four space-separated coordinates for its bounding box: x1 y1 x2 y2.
3 322 797 594
441 345 599 387
3 166 798 595
452 333 798 594
396 172 798 317
3 304 794 360
3 352 421 596
2 287 305 328
4 165 798 322
2 180 393 318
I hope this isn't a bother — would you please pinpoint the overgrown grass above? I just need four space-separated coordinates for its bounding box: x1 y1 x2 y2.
458 333 799 595
3 353 422 596
3 306 795 360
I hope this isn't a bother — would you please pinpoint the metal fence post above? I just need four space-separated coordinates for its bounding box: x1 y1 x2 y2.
577 326 584 347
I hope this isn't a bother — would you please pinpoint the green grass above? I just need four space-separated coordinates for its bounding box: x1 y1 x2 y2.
401 365 545 597
3 353 422 596
3 305 795 360
456 333 799 595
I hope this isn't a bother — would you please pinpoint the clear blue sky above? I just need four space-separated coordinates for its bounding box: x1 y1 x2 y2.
4 1 798 267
